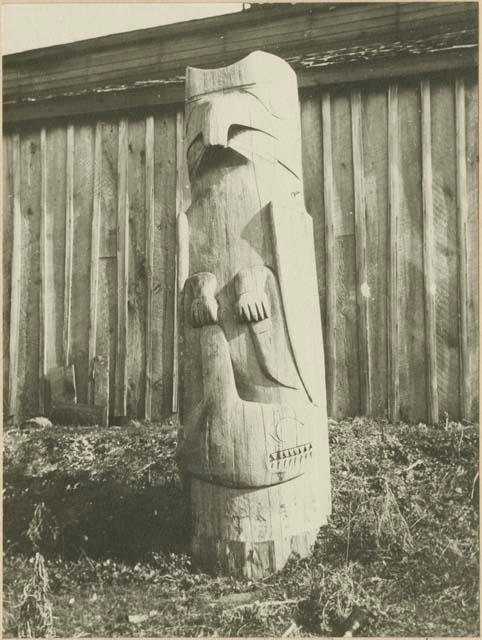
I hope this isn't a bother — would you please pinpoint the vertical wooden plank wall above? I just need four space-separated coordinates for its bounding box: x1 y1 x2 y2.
421 81 439 424
320 94 337 417
430 81 460 420
305 76 478 423
126 118 147 418
351 89 371 416
21 131 42 416
152 113 177 419
144 116 155 421
72 124 95 403
331 91 359 418
3 74 479 424
361 88 389 418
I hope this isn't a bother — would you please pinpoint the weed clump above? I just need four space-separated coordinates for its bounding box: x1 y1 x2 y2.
17 553 53 638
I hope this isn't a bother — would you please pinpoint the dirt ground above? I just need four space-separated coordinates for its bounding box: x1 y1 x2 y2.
3 416 479 637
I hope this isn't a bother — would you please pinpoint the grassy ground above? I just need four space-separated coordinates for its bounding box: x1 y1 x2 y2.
3 417 479 637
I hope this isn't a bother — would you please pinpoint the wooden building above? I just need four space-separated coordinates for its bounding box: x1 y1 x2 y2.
3 2 478 424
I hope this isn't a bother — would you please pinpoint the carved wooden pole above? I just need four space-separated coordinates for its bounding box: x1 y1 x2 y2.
177 51 331 578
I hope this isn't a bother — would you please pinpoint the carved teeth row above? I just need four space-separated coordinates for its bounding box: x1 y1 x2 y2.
269 450 312 471
268 443 313 470
269 443 312 463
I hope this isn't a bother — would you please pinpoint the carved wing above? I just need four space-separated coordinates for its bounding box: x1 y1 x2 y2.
270 199 326 406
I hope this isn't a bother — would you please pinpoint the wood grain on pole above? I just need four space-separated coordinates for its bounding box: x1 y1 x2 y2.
115 118 129 418
321 92 337 417
8 134 22 417
350 88 371 416
144 115 155 420
420 80 439 424
387 85 400 422
181 52 331 576
455 77 470 420
88 122 103 404
63 124 74 368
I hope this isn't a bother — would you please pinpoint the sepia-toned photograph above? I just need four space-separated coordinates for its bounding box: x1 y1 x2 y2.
2 1 479 637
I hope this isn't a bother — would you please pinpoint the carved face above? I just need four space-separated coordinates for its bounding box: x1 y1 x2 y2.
185 50 303 181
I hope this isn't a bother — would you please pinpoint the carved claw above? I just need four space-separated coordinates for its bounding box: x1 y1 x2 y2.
234 266 270 323
187 272 218 328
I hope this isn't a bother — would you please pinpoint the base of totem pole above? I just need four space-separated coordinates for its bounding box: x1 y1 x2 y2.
190 467 330 578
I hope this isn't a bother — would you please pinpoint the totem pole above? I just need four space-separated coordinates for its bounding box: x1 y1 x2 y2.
177 51 331 578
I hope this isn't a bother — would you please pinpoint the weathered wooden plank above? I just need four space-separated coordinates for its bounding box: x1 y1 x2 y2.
18 131 42 418
71 123 94 404
126 117 147 418
99 120 119 419
172 110 185 414
300 93 326 340
350 88 371 416
88 122 103 404
3 134 13 416
144 115 155 420
398 84 426 422
39 128 47 414
63 124 74 368
321 92 337 418
8 134 22 417
331 91 358 418
114 118 129 419
152 113 177 420
387 85 400 422
464 78 479 422
430 80 460 421
455 77 470 421
45 126 68 399
420 80 439 424
361 87 389 418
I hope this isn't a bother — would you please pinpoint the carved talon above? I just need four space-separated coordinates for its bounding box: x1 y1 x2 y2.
234 266 270 323
188 272 218 328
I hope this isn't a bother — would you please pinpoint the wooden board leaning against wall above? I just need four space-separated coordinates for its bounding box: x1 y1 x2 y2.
2 73 478 425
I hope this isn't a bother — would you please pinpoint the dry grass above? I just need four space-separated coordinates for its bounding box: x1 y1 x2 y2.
3 416 479 637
